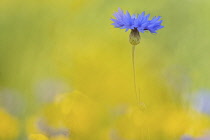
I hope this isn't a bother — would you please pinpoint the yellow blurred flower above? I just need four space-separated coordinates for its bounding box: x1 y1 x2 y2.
55 91 103 136
29 134 49 140
28 91 103 139
186 112 210 137
50 135 70 140
113 106 166 140
163 110 191 138
0 108 19 140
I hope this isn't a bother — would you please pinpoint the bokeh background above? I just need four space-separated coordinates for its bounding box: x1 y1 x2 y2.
1 0 210 140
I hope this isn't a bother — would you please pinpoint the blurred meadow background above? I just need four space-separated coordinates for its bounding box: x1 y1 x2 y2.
1 0 210 140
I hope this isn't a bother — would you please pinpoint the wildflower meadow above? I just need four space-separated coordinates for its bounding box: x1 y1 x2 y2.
1 0 210 140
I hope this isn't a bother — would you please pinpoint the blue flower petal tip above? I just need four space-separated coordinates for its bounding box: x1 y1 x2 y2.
111 8 164 33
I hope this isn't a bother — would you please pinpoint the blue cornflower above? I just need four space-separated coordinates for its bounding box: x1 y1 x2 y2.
111 8 164 33
110 8 164 45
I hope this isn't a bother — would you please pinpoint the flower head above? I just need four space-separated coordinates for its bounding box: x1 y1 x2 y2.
111 8 164 33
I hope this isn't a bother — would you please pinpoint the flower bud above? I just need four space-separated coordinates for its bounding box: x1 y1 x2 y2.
129 28 140 45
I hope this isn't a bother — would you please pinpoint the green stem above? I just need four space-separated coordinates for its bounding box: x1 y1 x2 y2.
132 45 140 104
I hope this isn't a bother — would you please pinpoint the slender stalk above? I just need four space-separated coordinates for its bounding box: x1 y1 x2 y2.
132 45 140 105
